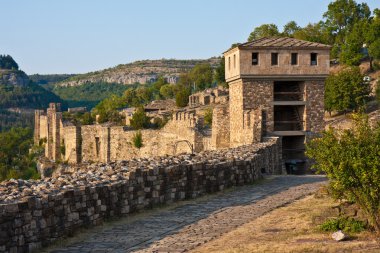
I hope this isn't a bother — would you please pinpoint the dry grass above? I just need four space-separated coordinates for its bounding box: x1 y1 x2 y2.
191 193 380 253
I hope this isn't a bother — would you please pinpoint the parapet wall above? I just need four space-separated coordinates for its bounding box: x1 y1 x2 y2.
0 138 282 253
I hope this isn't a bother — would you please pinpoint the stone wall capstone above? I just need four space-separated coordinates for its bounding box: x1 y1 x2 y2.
0 138 282 253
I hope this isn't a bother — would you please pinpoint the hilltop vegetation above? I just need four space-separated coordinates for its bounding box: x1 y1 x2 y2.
29 74 75 85
0 82 63 110
0 127 40 181
46 82 132 108
56 58 220 87
92 60 224 124
0 55 64 131
0 54 19 70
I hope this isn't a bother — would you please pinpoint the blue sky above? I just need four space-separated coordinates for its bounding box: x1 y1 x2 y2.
0 0 378 74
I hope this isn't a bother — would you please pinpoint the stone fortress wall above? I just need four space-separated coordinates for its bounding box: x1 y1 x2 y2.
0 138 281 253
34 103 264 165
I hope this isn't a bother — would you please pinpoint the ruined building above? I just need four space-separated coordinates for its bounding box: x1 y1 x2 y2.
188 87 229 107
34 37 330 173
224 37 330 172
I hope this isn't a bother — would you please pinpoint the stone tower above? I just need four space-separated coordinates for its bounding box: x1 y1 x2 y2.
224 37 331 173
46 103 62 161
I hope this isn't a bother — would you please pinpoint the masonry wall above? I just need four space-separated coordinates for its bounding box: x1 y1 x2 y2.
211 105 230 149
304 80 325 133
0 138 282 253
229 79 271 147
225 49 330 80
229 79 244 147
65 112 202 164
63 126 81 164
243 80 274 133
39 116 48 142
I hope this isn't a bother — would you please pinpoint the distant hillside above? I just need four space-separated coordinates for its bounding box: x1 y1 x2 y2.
29 74 76 86
56 58 220 87
0 55 65 131
47 82 135 109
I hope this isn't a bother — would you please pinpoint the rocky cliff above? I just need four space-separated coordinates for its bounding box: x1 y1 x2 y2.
0 69 29 86
57 58 221 87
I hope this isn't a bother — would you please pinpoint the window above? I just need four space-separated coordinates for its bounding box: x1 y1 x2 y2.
271 53 278 66
311 53 318 65
95 137 100 157
291 53 298 65
228 57 231 70
233 54 236 68
252 52 259 65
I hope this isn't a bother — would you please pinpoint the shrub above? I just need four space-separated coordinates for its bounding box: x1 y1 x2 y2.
324 67 368 114
151 117 168 129
306 114 380 233
320 217 366 233
132 131 143 149
129 107 150 130
175 85 191 107
204 108 213 127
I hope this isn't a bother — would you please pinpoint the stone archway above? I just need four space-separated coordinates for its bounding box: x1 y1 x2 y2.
173 140 194 155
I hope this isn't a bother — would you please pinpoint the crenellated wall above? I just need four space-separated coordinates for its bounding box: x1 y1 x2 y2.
59 111 208 164
0 138 282 253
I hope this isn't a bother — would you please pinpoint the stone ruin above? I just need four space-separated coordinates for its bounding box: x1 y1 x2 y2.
188 87 229 107
34 102 264 167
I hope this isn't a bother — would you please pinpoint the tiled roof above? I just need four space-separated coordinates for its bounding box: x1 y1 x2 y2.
227 37 331 52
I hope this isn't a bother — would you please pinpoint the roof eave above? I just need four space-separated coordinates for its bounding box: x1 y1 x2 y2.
239 45 332 50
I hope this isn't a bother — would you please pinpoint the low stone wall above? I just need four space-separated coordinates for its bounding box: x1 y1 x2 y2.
0 138 282 253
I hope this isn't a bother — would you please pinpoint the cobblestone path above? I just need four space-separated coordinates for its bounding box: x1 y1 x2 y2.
48 175 326 253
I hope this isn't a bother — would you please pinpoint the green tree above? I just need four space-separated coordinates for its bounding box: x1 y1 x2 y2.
323 0 371 58
324 67 368 113
175 85 191 107
339 20 367 65
177 73 192 88
247 24 280 41
189 63 213 91
204 108 213 127
366 9 380 69
282 21 301 37
0 55 19 70
293 22 330 44
159 84 175 99
306 114 380 233
81 112 94 125
92 94 126 124
135 87 153 104
153 76 167 91
214 57 226 87
230 43 241 49
0 128 39 181
129 107 150 129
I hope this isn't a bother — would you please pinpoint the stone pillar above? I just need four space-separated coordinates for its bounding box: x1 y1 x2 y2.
34 110 44 145
229 79 244 147
46 103 62 161
211 105 230 149
100 126 110 163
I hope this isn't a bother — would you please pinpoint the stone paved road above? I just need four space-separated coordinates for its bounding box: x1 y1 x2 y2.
47 175 326 253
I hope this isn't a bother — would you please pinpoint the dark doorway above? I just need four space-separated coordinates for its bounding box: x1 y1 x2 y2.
282 136 306 174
